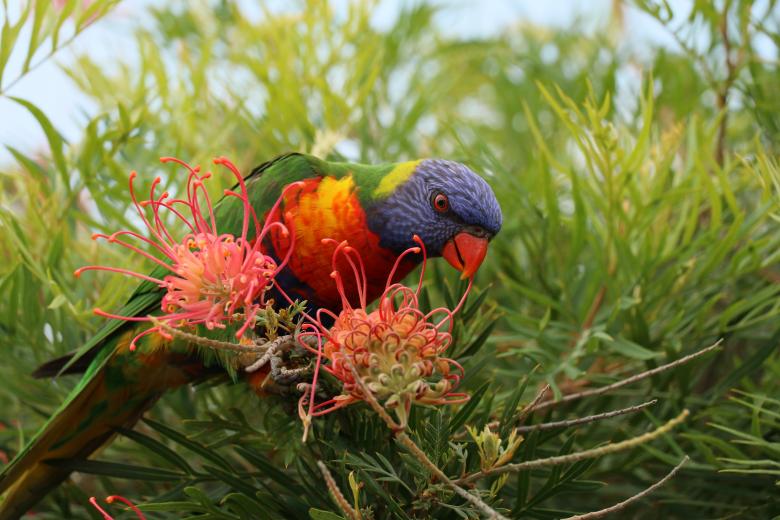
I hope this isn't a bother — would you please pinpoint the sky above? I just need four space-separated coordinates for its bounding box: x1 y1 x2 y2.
0 0 689 164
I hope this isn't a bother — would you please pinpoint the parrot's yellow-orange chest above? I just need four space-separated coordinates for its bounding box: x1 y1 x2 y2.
267 175 415 311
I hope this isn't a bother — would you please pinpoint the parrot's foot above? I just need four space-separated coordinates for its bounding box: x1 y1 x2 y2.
243 335 294 373
243 334 316 388
270 355 313 385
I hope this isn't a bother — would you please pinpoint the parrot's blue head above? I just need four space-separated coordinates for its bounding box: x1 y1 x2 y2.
367 159 503 278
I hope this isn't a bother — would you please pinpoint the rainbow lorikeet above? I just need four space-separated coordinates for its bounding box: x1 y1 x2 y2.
0 153 502 518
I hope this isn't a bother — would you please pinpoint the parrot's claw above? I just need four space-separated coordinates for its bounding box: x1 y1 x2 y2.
270 358 313 385
243 333 315 388
244 334 295 373
244 346 275 373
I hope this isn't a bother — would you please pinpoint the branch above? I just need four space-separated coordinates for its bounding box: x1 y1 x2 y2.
526 342 721 414
515 383 551 425
515 399 657 433
317 461 360 520
150 317 275 353
454 409 689 486
561 456 689 520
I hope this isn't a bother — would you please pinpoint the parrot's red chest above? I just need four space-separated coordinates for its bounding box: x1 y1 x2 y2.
266 176 416 311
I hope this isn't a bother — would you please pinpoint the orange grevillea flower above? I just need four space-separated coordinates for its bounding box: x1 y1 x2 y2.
89 495 145 519
75 157 299 350
294 236 471 434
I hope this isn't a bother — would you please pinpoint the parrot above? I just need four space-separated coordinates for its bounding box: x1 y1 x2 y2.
0 153 502 518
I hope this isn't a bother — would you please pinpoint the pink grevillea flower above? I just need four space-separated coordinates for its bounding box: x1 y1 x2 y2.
89 495 145 520
294 236 472 435
75 157 299 350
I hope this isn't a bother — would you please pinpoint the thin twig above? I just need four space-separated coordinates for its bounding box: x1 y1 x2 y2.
515 399 657 433
456 396 653 441
561 456 690 520
526 342 721 414
317 461 360 520
455 409 689 486
515 383 551 425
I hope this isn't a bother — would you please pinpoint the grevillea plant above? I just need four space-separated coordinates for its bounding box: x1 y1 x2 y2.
75 157 299 350
295 235 472 436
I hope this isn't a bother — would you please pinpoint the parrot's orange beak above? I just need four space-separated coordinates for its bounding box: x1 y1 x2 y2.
442 231 489 279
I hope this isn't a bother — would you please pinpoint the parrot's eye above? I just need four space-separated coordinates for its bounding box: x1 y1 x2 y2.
432 192 449 213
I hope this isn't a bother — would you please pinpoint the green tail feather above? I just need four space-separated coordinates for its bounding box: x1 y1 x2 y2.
0 330 201 519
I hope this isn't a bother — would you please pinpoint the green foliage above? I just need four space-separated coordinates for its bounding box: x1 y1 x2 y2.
1 0 779 518
709 390 780 485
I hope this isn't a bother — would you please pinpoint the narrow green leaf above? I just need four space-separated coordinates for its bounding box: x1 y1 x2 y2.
51 458 186 481
143 418 234 472
461 285 490 323
449 381 490 435
21 0 48 73
0 1 32 89
309 509 345 520
47 294 68 310
608 337 661 360
6 146 51 195
118 427 196 474
456 321 496 359
9 97 69 190
203 464 265 501
51 0 77 52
